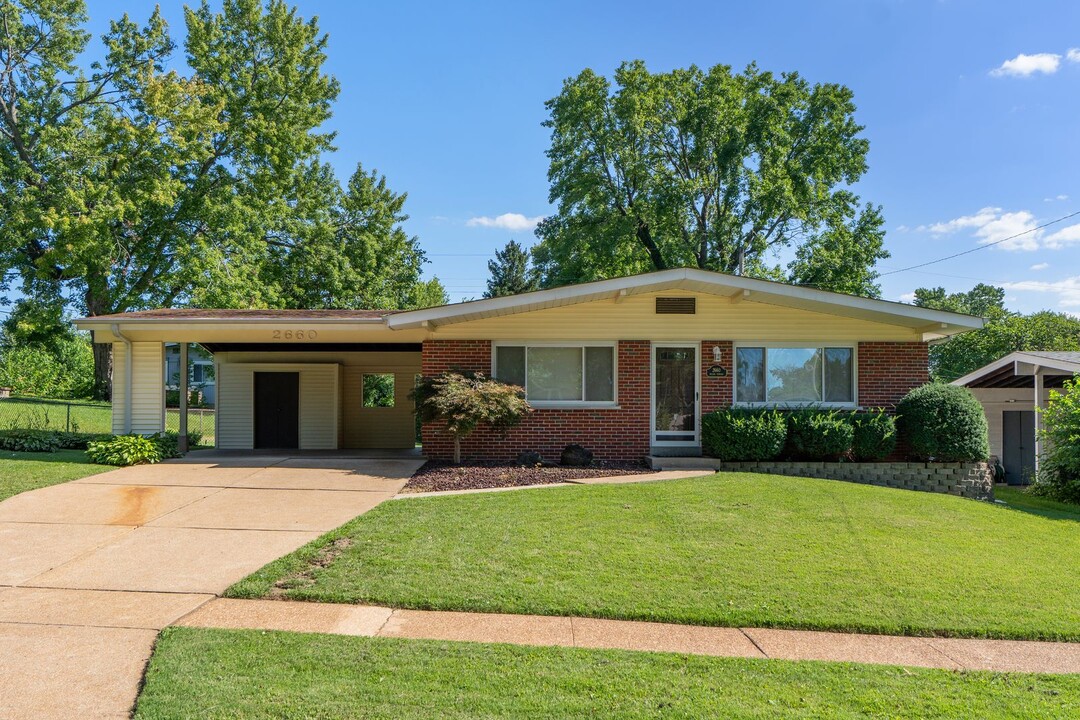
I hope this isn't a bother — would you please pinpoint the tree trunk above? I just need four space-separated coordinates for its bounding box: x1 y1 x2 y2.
91 338 112 401
453 435 461 465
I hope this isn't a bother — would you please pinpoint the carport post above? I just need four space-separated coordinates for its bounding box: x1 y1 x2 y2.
1033 367 1043 478
179 342 189 453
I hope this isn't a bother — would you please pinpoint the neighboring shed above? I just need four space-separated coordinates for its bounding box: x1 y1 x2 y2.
952 351 1080 485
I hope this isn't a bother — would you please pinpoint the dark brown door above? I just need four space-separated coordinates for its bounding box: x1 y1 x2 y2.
254 372 300 449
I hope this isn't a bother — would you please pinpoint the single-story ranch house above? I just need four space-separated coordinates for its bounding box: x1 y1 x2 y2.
76 268 982 461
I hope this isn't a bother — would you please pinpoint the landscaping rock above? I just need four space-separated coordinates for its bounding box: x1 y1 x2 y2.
516 451 545 466
560 444 594 467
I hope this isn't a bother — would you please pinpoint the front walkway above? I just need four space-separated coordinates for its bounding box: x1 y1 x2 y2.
0 454 423 719
179 598 1080 675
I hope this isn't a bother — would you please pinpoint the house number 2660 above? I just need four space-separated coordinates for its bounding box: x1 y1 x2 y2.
272 330 318 340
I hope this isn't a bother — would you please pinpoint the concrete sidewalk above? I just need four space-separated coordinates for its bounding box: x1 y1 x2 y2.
0 455 423 720
177 597 1080 675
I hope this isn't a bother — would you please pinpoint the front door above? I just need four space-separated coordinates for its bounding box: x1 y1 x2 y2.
1002 410 1036 485
254 372 300 449
652 345 699 448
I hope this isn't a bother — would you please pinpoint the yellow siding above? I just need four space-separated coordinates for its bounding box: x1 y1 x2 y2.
110 342 127 434
435 292 921 342
215 362 340 450
342 368 418 449
130 342 163 435
216 363 253 449
216 351 421 450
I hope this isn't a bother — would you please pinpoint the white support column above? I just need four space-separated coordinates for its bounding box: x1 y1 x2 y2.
1034 367 1043 478
179 343 189 452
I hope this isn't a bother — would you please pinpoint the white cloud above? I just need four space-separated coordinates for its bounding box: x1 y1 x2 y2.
466 213 545 232
1068 48 1080 63
1002 276 1080 308
923 207 1041 250
990 52 1061 77
1030 262 1050 270
1043 222 1080 249
1044 194 1069 202
898 292 916 303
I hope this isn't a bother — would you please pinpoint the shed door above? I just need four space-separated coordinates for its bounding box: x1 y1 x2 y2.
254 372 300 449
1002 410 1036 485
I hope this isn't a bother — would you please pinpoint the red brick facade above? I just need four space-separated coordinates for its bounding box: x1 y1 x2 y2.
857 342 929 410
420 340 652 461
419 339 929 461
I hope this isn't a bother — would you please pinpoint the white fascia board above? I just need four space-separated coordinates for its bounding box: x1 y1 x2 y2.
388 267 984 332
73 317 389 331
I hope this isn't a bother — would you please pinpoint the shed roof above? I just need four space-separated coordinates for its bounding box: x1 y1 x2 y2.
952 351 1080 389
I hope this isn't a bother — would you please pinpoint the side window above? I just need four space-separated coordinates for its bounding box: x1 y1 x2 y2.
362 373 395 408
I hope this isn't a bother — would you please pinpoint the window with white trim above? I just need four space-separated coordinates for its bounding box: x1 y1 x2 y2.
493 343 615 404
736 346 854 405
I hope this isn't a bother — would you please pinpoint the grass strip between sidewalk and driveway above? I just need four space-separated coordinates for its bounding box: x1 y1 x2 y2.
0 449 109 502
134 627 1080 719
227 473 1080 642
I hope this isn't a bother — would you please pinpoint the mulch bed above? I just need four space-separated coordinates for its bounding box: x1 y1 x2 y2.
402 460 653 493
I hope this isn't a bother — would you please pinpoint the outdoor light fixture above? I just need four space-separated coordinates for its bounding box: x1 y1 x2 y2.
713 345 722 364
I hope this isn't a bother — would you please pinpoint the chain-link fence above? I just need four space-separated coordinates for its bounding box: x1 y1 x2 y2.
0 396 215 446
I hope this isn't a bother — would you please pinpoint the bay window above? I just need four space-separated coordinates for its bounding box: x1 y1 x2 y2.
736 345 855 406
493 343 615 404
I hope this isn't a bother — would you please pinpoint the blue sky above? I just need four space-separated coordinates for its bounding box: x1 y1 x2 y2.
84 0 1080 312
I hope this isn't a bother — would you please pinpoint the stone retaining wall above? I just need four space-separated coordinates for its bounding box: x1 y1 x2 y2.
714 460 994 500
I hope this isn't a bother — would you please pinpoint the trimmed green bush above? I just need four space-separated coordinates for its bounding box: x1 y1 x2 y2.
851 409 898 462
785 407 854 461
86 433 183 466
54 431 113 450
1031 377 1080 503
702 408 787 461
0 428 60 452
896 383 989 462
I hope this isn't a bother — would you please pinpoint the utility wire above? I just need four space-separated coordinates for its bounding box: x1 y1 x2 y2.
879 210 1080 277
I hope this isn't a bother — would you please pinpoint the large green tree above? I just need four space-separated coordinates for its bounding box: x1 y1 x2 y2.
0 0 442 398
533 61 888 296
484 240 538 298
914 284 1080 382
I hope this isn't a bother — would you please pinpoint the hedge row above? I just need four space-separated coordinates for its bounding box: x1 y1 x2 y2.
702 383 989 463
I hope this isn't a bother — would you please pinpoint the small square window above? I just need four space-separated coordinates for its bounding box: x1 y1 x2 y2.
363 374 395 408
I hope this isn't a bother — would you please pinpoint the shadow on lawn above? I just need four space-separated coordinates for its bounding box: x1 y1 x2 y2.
994 486 1080 523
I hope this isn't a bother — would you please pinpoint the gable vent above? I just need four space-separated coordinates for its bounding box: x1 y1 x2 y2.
655 297 696 315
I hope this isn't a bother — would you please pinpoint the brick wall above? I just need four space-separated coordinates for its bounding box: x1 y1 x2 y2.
420 340 652 461
418 339 931 462
857 342 929 410
700 340 734 414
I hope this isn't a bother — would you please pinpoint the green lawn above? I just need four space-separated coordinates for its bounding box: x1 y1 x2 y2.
133 628 1080 719
229 473 1080 641
0 449 109 502
995 486 1080 522
0 397 216 444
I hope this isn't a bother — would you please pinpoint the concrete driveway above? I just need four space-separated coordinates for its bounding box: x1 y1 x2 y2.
0 453 423 719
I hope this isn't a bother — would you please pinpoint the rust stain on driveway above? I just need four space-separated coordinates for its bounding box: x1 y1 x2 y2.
110 486 162 526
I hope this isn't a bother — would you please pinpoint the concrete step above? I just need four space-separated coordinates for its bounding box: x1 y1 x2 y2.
645 456 720 471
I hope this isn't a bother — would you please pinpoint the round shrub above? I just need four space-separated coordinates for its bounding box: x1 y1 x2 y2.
896 383 989 462
850 410 898 462
702 408 787 461
785 408 854 461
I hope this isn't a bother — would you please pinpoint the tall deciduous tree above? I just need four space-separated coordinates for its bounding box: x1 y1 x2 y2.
0 0 442 398
533 61 888 296
484 240 538 298
914 284 1080 382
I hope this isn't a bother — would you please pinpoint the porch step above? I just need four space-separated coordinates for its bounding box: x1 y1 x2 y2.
645 455 721 471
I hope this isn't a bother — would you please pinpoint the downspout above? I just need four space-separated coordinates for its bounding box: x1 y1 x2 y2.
111 324 133 434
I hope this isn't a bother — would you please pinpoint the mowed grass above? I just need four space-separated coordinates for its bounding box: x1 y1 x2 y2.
995 486 1080 522
0 397 217 444
229 473 1080 641
134 628 1080 720
0 449 108 502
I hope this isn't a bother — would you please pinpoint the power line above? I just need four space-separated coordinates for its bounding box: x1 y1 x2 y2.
879 210 1080 277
